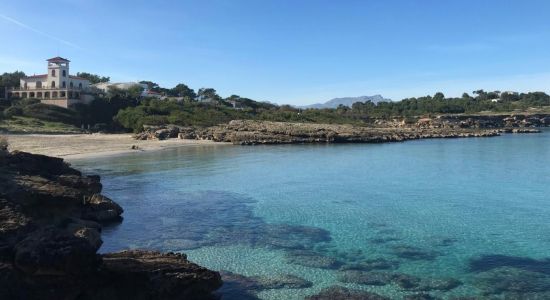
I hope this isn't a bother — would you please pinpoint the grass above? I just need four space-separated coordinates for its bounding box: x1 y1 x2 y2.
0 116 83 134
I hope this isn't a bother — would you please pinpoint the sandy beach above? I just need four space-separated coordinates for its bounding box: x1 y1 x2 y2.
5 134 225 160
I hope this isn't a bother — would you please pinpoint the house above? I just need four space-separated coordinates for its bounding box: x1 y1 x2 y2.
7 57 94 108
93 82 163 99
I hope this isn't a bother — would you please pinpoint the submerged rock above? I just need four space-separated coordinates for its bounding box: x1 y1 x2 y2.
404 293 440 300
220 270 312 290
392 245 440 261
392 273 422 289
474 266 550 295
305 285 389 300
337 270 393 286
417 278 462 291
254 274 313 289
218 271 311 300
469 254 550 274
285 250 342 269
340 258 399 272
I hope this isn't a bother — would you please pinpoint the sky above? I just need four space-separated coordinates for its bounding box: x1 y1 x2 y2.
1 0 549 105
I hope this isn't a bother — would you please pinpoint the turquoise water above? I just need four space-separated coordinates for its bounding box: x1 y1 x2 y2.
73 130 550 299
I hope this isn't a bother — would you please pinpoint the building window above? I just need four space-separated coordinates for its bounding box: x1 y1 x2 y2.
62 70 66 77
52 81 56 88
62 81 66 88
24 82 27 89
78 83 82 89
36 81 42 88
70 82 73 88
51 69 56 77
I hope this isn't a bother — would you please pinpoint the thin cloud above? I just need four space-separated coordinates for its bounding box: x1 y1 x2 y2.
0 14 82 50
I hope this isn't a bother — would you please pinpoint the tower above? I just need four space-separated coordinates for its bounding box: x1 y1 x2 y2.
46 57 70 89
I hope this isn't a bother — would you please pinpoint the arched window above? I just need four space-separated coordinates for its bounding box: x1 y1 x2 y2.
62 81 66 88
52 81 56 88
51 69 56 77
36 81 42 88
62 70 66 77
78 83 82 89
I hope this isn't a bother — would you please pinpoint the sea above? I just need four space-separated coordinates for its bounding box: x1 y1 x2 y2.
73 129 550 299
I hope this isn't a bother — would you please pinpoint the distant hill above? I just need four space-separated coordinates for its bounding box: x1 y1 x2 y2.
302 95 391 109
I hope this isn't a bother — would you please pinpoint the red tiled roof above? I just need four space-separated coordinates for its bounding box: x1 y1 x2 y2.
47 56 70 62
24 74 47 79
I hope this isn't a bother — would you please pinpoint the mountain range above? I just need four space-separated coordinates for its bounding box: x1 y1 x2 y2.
301 95 391 109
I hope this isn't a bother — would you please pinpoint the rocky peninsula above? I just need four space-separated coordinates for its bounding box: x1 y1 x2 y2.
0 148 222 299
134 113 548 145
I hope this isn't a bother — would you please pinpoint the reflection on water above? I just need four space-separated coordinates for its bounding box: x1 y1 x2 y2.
73 131 550 299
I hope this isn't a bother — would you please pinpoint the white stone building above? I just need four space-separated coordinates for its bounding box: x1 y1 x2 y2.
8 57 94 108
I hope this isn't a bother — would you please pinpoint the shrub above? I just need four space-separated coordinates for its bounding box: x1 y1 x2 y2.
4 106 23 118
22 103 80 125
0 136 8 153
12 98 40 107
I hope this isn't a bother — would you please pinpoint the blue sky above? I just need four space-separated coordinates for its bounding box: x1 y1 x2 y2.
1 0 549 105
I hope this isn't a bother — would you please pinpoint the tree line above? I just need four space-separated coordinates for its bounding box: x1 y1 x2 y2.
1 71 549 132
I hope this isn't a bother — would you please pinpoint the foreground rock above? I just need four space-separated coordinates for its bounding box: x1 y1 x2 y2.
0 150 221 299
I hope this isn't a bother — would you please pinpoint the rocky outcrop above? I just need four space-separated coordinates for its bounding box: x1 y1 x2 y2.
0 150 222 300
193 120 501 145
134 125 196 140
134 113 548 144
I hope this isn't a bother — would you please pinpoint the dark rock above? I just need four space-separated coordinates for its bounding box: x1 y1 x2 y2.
392 245 439 261
469 254 550 275
220 270 312 291
0 151 221 300
82 194 124 222
337 270 392 286
305 286 389 300
4 151 80 177
13 227 99 276
285 250 342 269
254 274 313 289
340 258 399 271
392 273 422 289
57 174 102 194
474 266 550 295
418 278 462 291
96 250 222 300
70 226 103 250
404 293 440 300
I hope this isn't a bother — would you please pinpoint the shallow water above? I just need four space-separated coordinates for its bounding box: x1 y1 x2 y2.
74 130 550 299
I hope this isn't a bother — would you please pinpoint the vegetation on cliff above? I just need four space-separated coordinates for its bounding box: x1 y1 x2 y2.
2 70 550 133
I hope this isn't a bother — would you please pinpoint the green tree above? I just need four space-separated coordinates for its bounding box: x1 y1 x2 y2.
197 88 221 102
433 92 445 101
170 83 196 98
127 85 144 100
76 72 110 84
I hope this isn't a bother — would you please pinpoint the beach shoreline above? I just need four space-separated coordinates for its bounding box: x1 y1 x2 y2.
5 133 227 161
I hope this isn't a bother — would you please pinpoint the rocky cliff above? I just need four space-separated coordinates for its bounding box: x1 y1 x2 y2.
0 149 222 300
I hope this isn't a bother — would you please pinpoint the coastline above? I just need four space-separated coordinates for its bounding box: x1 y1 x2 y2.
5 133 229 160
